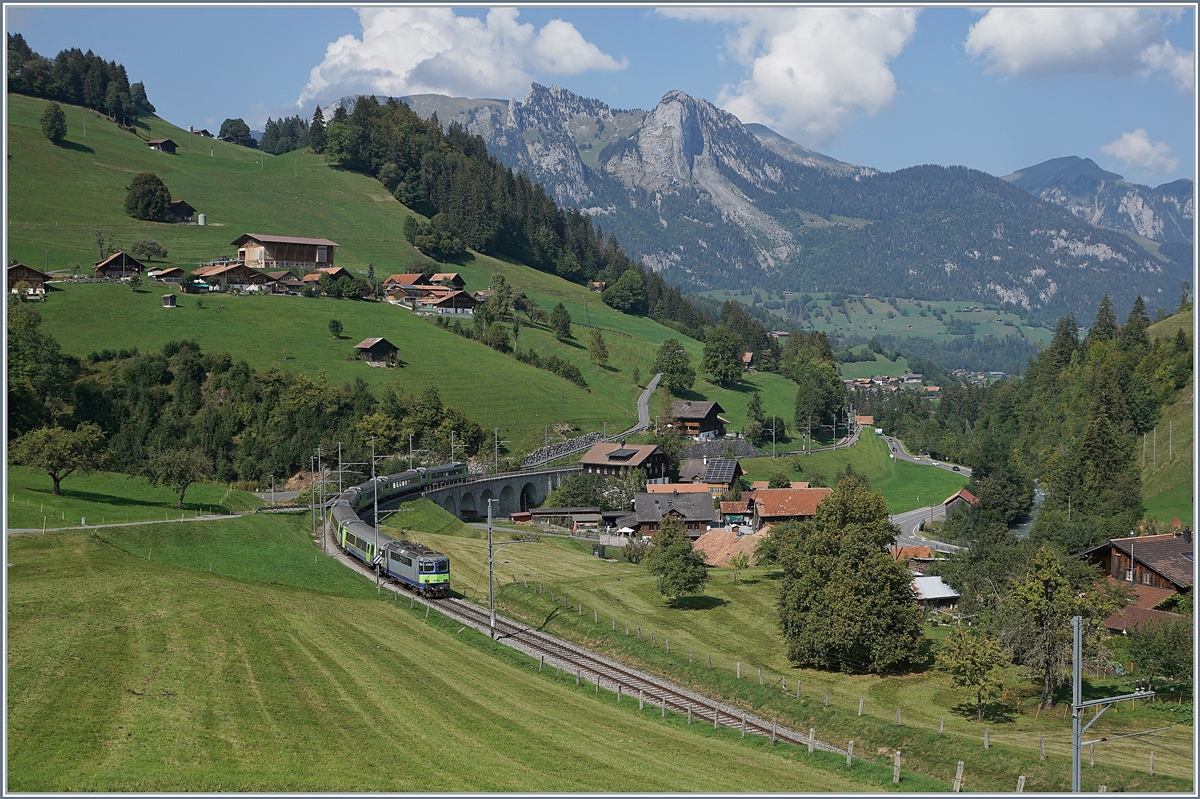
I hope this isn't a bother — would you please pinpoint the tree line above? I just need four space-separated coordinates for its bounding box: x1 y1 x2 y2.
7 33 153 127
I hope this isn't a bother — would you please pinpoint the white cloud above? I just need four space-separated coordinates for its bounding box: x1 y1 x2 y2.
965 8 1193 90
1100 129 1179 174
660 7 918 146
298 8 626 106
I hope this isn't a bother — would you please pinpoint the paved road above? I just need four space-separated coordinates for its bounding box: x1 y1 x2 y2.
881 434 972 477
254 489 302 503
634 372 662 431
8 511 248 535
888 505 961 553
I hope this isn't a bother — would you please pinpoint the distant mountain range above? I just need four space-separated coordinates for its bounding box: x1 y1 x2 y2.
1003 155 1193 246
330 86 1191 319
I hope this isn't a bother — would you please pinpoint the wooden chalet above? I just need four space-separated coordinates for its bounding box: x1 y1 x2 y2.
383 273 428 289
147 138 177 154
943 489 980 514
580 443 670 480
191 262 275 291
231 233 339 271
670 400 729 438
354 338 398 367
429 272 465 289
752 487 833 530
424 290 478 314
262 270 303 294
147 266 186 283
624 491 718 538
7 263 51 299
170 200 196 223
190 127 214 138
93 251 145 278
1081 531 1193 595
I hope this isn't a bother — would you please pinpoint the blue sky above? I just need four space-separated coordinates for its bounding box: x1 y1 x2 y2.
8 5 1195 185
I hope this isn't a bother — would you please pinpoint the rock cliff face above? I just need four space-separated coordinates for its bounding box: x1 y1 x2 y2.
1004 157 1193 245
346 88 1190 318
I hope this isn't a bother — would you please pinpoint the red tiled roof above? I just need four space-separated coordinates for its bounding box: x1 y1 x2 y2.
889 545 935 561
1105 577 1178 610
944 489 979 506
720 500 751 514
384 273 426 285
1102 604 1182 633
855 415 875 425
754 487 833 518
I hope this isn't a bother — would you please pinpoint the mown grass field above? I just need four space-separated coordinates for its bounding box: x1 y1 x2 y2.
5 465 262 530
738 430 968 514
10 522 923 793
417 528 1192 794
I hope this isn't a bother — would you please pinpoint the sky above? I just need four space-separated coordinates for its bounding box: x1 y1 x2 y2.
6 4 1195 186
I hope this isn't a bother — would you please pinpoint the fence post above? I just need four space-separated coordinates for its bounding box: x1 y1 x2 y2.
594 609 597 623
896 707 901 726
797 680 802 699
771 718 777 746
638 627 642 642
650 633 654 648
578 603 582 615
939 716 944 735
539 655 544 672
708 654 712 669
661 697 665 718
859 697 864 716
1040 736 1045 760
617 685 621 702
1090 742 1094 767
953 761 964 792
1149 752 1155 776
626 621 629 636
690 649 693 664
714 710 719 729
613 617 616 630
688 705 692 725
741 714 746 738
846 741 854 767
737 662 741 679
782 676 787 692
984 727 989 749
665 639 669 654
808 728 815 754
1016 775 1026 793
639 690 644 710
824 690 830 707
893 751 901 784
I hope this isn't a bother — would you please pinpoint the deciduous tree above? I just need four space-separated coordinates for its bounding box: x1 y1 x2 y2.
645 515 709 606
936 626 1007 721
549 302 573 341
40 101 66 143
702 327 742 386
10 423 106 495
124 172 171 222
145 446 210 509
328 319 343 340
654 338 695 395
587 328 609 366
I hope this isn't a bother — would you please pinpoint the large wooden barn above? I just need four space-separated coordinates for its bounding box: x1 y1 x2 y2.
231 233 339 271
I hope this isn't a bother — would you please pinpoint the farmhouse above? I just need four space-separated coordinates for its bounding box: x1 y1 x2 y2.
912 575 959 613
624 491 718 538
752 487 832 530
7 263 51 299
147 138 176 154
383 273 428 289
719 500 752 526
420 290 479 315
170 200 196 223
231 233 339 271
670 400 728 438
147 266 185 283
93 251 145 278
192 262 275 291
580 443 670 480
429 272 465 288
1080 531 1193 596
190 127 213 137
353 337 398 366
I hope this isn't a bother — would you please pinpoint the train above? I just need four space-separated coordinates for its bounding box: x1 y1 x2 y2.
327 462 466 597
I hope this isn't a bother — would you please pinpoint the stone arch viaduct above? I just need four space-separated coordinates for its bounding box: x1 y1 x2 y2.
419 466 582 518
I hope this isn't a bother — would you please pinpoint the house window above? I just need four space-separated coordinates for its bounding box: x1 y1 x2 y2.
1125 568 1134 582
316 246 328 263
1142 572 1151 585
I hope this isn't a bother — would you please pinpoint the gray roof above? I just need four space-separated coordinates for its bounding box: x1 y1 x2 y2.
671 400 725 420
1082 534 1194 589
912 575 959 601
632 492 717 525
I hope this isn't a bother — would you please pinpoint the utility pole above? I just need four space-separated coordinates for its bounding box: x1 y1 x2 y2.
338 441 343 494
772 415 776 458
371 437 379 577
1071 615 1154 792
449 430 462 464
485 499 532 639
317 447 325 550
310 456 317 550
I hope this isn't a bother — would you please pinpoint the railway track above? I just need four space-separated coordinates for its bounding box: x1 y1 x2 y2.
323 522 848 759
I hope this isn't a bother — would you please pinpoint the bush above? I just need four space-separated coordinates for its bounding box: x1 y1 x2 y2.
129 238 168 261
125 172 171 222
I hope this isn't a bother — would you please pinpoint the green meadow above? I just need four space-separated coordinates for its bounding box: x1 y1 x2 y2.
5 465 262 530
1140 312 1194 526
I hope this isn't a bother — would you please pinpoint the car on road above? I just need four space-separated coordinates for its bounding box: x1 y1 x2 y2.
952 466 960 471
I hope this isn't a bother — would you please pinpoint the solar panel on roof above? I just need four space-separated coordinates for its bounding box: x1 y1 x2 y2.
704 459 737 483
608 448 638 460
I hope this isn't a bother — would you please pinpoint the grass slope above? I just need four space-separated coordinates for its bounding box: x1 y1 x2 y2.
10 524 894 792
1140 311 1195 526
12 93 802 451
422 530 1192 793
739 431 968 513
5 466 262 529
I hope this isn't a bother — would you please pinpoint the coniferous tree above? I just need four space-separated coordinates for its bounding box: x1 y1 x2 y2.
309 105 327 154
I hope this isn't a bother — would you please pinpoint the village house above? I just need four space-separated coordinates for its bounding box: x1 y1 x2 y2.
419 290 478 316
528 507 603 530
588 280 607 292
191 262 275 292
742 351 754 371
383 273 428 290
429 272 465 289
170 200 196 223
1081 531 1193 596
912 575 960 614
752 487 833 530
670 400 729 439
189 127 213 138
677 457 743 496
231 233 339 271
692 525 764 567
645 483 710 495
147 138 176 154
261 270 304 294
147 266 186 283
943 488 980 515
620 491 718 538
719 500 752 526
7 263 52 299
353 337 398 367
93 251 145 279
580 442 670 480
